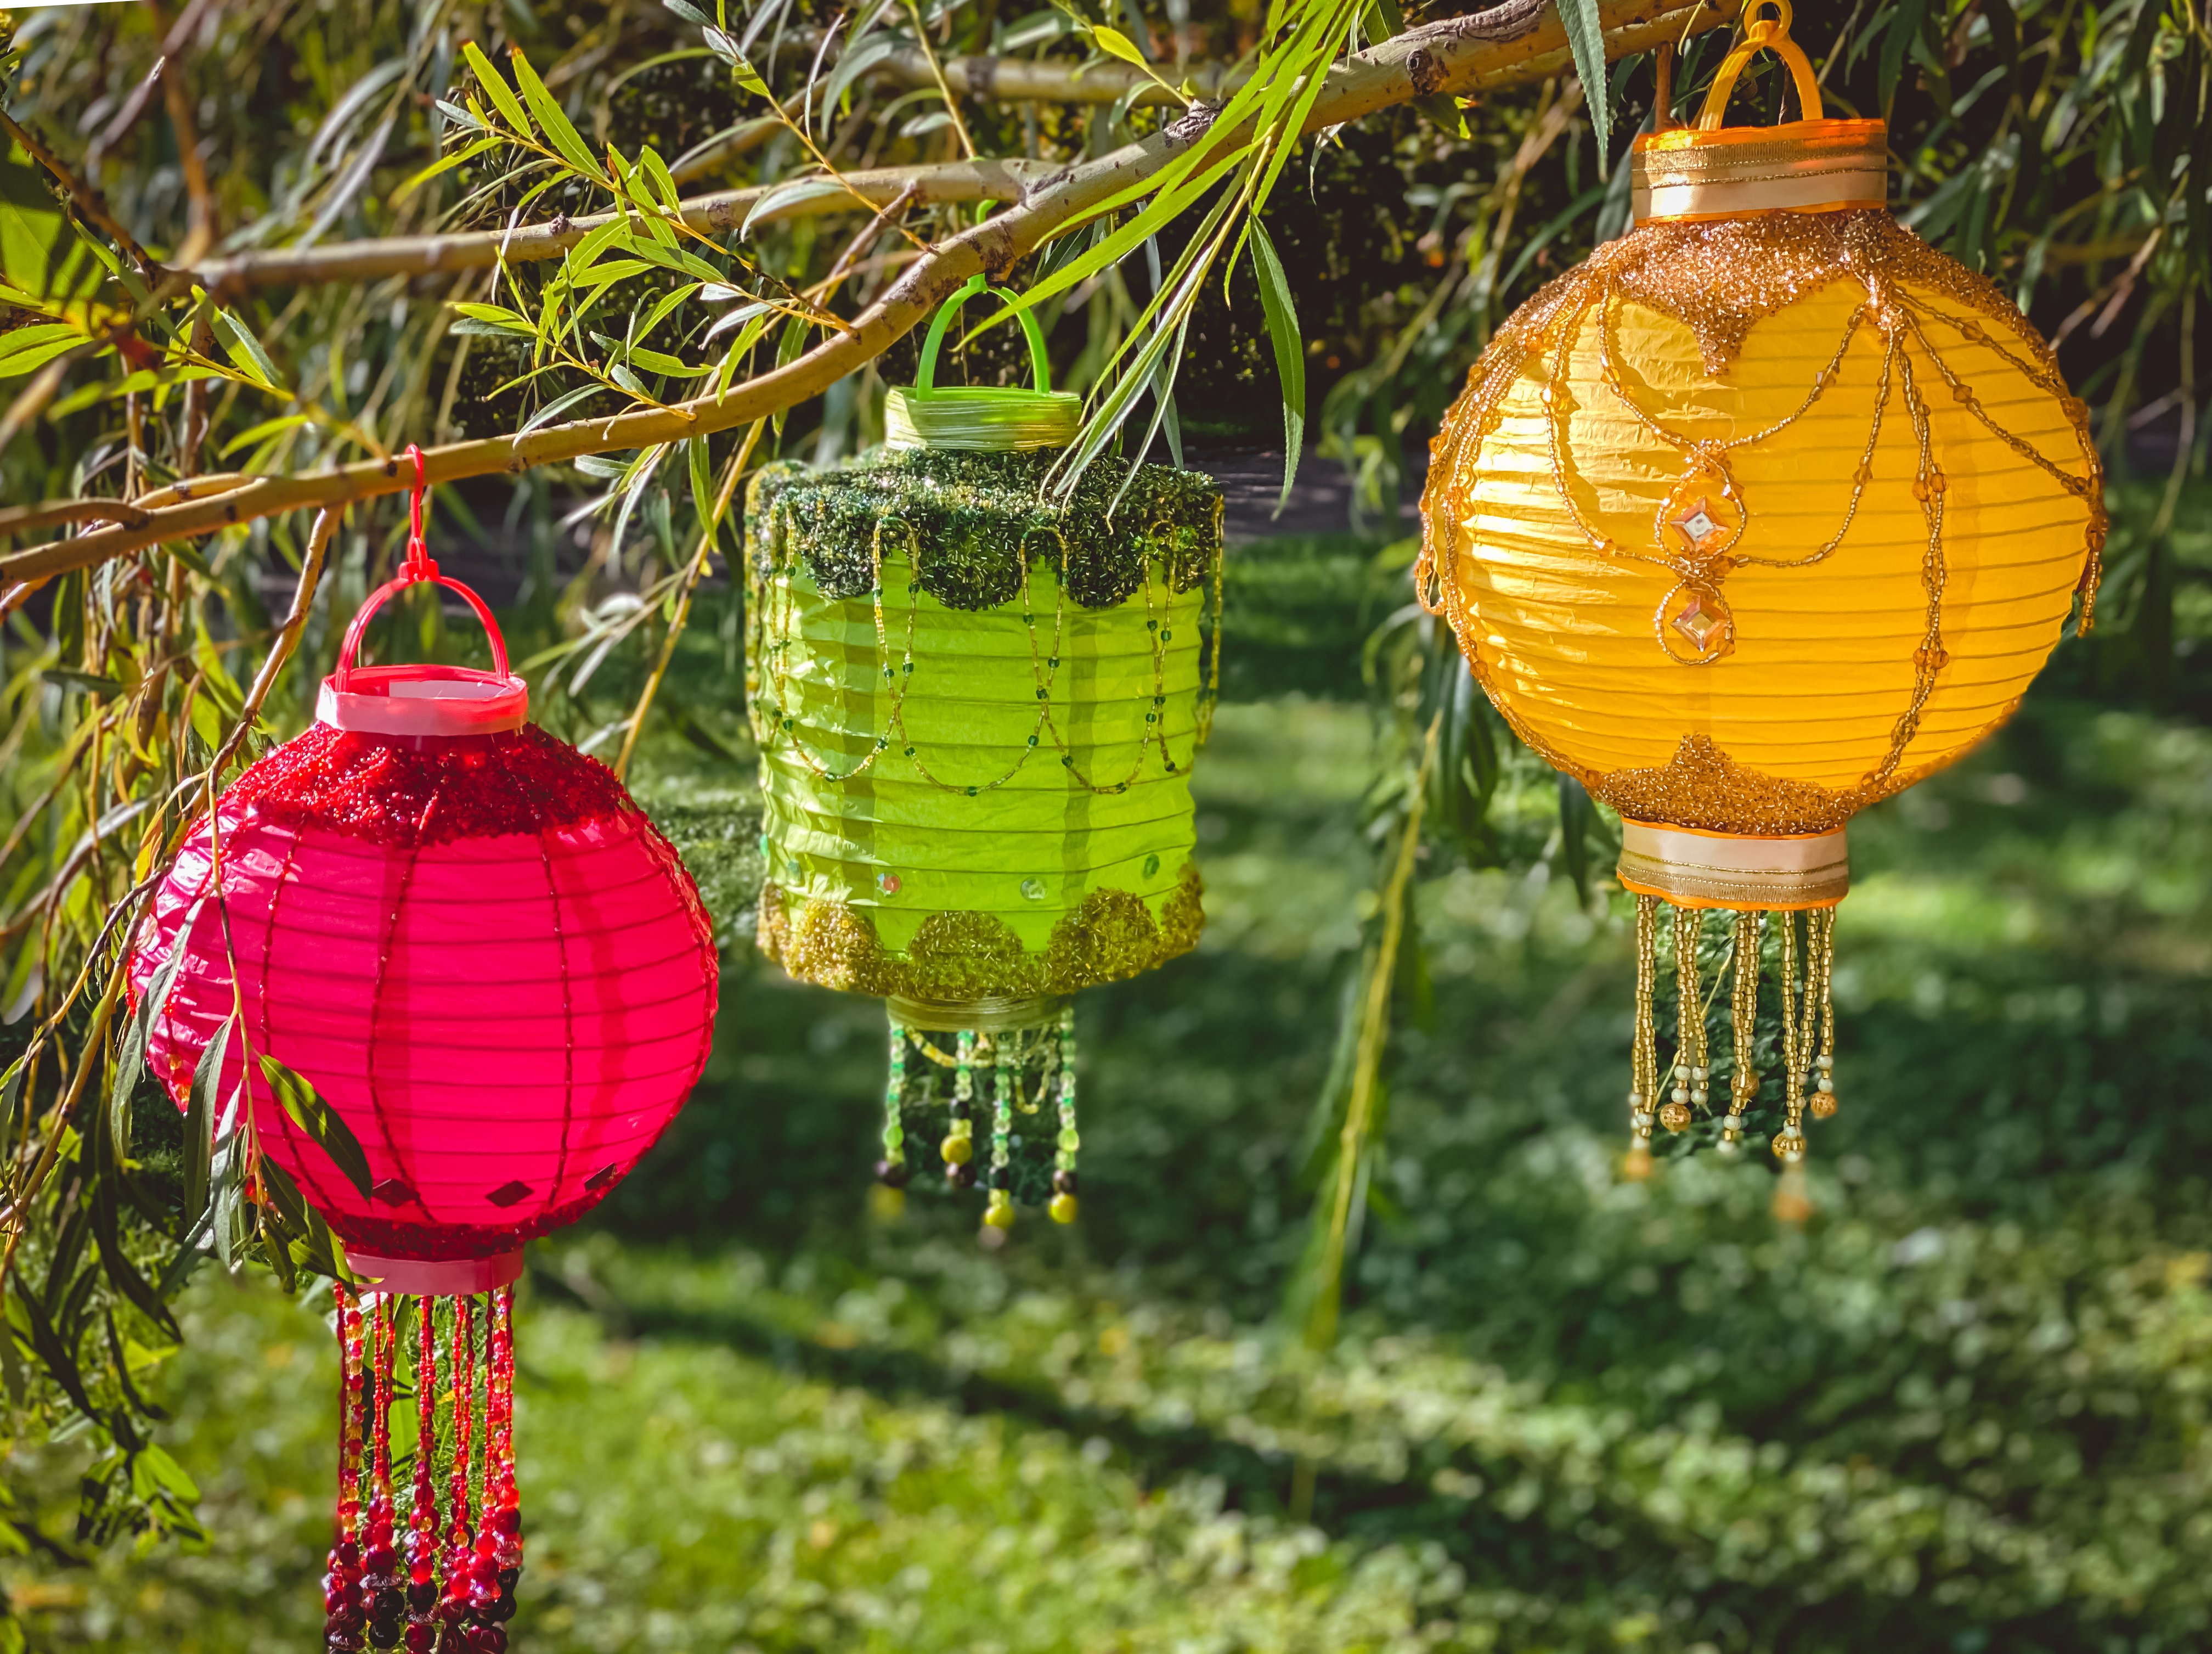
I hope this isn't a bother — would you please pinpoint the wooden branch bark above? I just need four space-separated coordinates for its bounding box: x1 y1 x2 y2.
6 0 1728 588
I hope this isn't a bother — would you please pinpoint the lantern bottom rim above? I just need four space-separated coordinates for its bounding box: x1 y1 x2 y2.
347 1247 524 1297
1616 818 1848 912
887 993 1069 1033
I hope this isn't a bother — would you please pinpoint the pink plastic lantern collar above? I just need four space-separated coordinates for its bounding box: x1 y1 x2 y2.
318 445 528 738
346 1249 524 1297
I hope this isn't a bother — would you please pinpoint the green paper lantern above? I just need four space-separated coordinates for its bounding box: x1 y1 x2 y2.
743 276 1225 1236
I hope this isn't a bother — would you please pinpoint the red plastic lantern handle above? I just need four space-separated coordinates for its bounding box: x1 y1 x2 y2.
334 446 512 688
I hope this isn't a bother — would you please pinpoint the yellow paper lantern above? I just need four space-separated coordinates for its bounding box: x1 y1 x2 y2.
1417 2 2103 1188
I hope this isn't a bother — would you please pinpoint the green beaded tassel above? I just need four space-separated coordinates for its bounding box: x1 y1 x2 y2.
1048 1007 1079 1223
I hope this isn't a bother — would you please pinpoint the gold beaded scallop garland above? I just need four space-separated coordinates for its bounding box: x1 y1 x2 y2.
1416 3 2101 1202
744 276 1225 1240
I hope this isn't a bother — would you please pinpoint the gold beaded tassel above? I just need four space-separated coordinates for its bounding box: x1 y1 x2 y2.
1773 912 1808 1166
1807 907 1839 1121
1660 907 1709 1136
1624 895 1662 1179
1718 910 1763 1155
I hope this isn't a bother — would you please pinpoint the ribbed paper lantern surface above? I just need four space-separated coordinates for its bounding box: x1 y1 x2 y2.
1417 4 2102 1190
137 718 718 1265
746 275 1223 1236
127 460 718 1648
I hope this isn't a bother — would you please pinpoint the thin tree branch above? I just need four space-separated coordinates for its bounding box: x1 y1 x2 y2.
196 157 1053 294
149 0 221 264
0 110 161 276
900 0 979 159
6 0 1726 588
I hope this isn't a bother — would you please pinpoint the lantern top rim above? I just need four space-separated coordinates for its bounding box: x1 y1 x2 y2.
1630 118 1889 228
316 662 531 737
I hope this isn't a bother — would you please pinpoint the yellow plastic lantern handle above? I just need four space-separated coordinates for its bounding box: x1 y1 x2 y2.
1695 0 1826 130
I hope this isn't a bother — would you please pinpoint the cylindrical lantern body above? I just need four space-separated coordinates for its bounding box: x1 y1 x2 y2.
744 437 1223 1233
1417 16 2101 1185
747 447 1220 1000
133 718 719 1266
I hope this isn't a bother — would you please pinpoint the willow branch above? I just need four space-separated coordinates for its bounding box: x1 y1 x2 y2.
0 110 161 276
195 156 1054 294
8 0 1725 587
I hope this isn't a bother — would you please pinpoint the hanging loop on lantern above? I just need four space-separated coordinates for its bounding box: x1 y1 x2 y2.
1695 0 1824 130
402 443 439 581
885 273 1081 451
321 443 528 735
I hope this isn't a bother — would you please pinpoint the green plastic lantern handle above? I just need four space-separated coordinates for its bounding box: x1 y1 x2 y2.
912 274 1054 398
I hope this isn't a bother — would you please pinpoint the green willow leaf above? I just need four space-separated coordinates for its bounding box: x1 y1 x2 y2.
1556 0 1611 160
256 1054 374 1200
1248 222 1305 517
510 49 607 182
182 1016 232 1220
461 41 533 136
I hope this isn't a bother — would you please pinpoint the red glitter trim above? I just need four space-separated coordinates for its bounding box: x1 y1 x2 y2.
221 724 640 847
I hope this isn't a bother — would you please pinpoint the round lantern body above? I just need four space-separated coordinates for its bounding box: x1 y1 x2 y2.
1416 8 2101 1184
741 277 1225 1233
1419 183 2101 844
132 677 719 1284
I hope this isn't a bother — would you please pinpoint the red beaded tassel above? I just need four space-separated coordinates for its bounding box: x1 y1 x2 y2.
406 1301 441 1652
328 1287 522 1651
325 1287 369 1652
363 1297 403 1648
470 1285 522 1646
436 1296 477 1650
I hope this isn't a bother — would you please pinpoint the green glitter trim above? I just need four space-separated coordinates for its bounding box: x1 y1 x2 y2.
745 448 1224 612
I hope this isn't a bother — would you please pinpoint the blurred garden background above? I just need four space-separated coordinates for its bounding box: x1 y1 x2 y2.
7 462 2211 1650
3 0 2210 1649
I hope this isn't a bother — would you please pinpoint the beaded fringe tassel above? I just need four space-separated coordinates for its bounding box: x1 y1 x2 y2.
875 1006 1081 1242
1623 898 1838 1218
325 1286 522 1653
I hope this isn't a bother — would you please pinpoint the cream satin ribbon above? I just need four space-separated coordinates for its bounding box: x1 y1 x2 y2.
1616 819 1849 911
1632 119 1888 226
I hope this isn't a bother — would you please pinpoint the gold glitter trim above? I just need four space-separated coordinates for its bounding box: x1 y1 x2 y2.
1593 736 1849 836
758 860 1204 1000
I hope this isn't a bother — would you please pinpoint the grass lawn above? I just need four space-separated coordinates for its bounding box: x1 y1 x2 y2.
5 539 2210 1652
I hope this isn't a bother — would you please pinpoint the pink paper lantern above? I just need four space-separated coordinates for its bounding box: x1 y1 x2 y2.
131 486 718 1295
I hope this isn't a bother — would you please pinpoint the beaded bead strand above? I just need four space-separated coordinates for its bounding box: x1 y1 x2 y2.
1719 911 1763 1153
1662 906 1709 1134
1049 1008 1080 1224
981 1042 1017 1240
436 1296 476 1647
1809 907 1839 1119
324 1286 369 1653
1772 911 1808 1164
1624 895 1661 1178
875 1019 910 1202
405 1299 439 1653
938 1023 977 1186
363 1296 402 1649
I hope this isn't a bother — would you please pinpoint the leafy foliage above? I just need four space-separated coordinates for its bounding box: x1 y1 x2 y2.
0 0 2203 1622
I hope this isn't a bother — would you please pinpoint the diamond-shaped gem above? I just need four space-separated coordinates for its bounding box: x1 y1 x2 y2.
1671 593 1729 652
1671 498 1723 549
